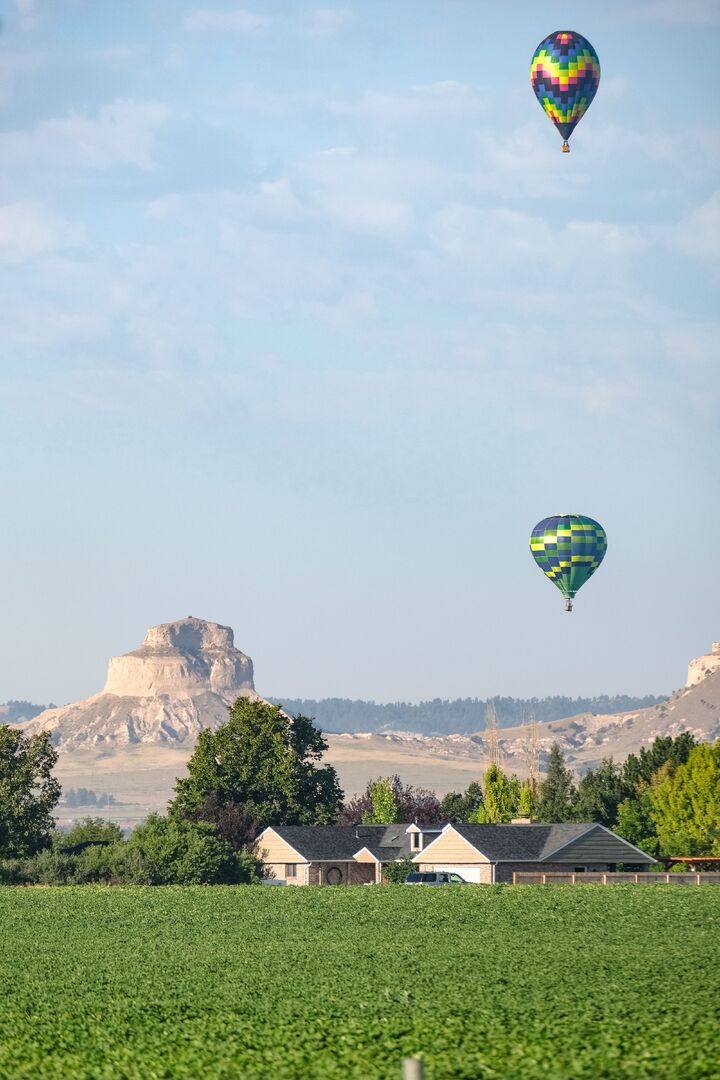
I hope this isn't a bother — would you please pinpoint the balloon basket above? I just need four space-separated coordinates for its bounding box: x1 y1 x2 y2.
561 142 570 153
564 599 573 612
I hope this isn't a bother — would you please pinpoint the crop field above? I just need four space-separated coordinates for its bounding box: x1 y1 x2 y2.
0 886 718 1079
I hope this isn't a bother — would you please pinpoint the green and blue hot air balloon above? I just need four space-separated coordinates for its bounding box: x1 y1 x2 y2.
530 31 601 152
530 514 607 611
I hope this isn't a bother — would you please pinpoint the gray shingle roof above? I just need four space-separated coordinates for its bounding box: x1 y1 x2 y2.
266 823 443 862
450 823 595 862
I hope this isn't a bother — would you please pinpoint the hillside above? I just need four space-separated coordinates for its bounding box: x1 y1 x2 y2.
268 693 665 736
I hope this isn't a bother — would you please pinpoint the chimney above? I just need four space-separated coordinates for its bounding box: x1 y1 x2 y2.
510 817 537 825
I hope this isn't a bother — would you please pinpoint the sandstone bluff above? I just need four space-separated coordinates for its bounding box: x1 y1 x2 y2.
23 617 260 749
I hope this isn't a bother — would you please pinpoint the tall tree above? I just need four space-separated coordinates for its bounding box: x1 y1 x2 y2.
440 781 483 822
470 765 516 823
649 741 720 856
362 777 400 824
622 733 698 791
0 726 60 858
170 699 342 829
517 780 536 819
574 759 626 827
536 744 576 823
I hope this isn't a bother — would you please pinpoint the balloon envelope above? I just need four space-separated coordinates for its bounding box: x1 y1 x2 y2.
530 514 607 602
530 31 600 145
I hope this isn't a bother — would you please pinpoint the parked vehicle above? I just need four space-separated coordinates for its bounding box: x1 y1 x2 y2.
405 871 467 885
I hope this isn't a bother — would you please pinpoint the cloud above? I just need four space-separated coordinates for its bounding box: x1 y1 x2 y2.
184 8 268 33
671 192 720 259
630 0 720 23
329 81 487 123
0 100 168 171
304 8 353 37
15 0 41 30
0 202 85 263
0 50 45 106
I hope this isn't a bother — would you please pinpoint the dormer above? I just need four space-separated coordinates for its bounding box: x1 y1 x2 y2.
406 823 424 852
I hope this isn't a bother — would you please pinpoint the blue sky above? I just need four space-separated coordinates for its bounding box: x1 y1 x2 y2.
0 0 718 706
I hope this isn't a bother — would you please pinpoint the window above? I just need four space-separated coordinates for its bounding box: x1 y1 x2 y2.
574 867 586 874
410 831 423 851
285 864 297 878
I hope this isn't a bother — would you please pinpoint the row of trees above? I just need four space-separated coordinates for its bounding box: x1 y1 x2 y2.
269 693 665 736
2 701 718 886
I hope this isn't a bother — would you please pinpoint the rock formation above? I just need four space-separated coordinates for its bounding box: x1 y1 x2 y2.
23 617 260 749
686 641 720 687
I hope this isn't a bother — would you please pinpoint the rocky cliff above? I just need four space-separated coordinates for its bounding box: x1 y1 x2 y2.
23 617 260 749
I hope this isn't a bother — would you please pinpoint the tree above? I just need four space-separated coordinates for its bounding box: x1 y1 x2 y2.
614 791 659 856
0 726 60 858
362 777 400 824
58 818 124 849
649 742 720 856
622 733 698 791
574 759 626 827
339 775 441 826
470 765 516 823
517 780 536 819
171 699 343 829
537 744 576 823
440 781 483 822
125 814 257 885
382 857 415 884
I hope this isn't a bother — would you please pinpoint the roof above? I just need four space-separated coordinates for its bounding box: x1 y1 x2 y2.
417 823 654 864
262 823 442 862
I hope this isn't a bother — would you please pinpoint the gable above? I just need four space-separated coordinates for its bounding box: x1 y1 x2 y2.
257 828 307 863
353 846 379 864
543 825 655 864
412 826 490 864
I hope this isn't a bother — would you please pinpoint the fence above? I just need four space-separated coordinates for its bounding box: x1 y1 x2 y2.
513 871 720 885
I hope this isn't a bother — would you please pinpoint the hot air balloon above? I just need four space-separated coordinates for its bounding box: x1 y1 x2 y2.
530 31 600 152
530 514 607 612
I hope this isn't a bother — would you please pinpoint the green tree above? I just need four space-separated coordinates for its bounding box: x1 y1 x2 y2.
125 814 257 885
649 742 720 856
517 780 536 819
171 699 343 828
622 733 698 791
614 791 659 856
574 759 626 827
470 765 515 823
58 818 124 848
362 777 400 824
440 781 483 822
382 857 415 884
537 744 576 823
0 726 60 857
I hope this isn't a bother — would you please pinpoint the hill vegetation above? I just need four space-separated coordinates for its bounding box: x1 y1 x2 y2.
269 693 665 735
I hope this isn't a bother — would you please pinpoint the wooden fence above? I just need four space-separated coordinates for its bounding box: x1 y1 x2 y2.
512 871 720 885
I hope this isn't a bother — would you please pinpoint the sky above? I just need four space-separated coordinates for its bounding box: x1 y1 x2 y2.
0 0 718 707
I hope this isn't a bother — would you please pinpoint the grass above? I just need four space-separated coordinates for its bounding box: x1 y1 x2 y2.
0 885 718 1079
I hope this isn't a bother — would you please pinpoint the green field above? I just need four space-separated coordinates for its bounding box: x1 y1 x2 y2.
0 886 718 1079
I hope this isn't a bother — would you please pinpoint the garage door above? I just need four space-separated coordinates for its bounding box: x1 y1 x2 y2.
433 865 484 884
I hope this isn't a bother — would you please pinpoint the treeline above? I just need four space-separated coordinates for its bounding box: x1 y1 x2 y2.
63 788 116 808
0 700 52 723
1 702 718 887
269 694 665 735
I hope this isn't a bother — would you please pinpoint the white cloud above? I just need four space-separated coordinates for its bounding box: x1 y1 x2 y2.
0 202 85 263
15 0 41 30
671 192 720 259
184 8 268 33
0 100 168 171
304 8 353 37
0 50 45 106
329 81 487 122
630 0 720 23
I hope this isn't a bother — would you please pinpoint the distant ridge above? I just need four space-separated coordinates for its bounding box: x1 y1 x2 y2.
269 693 665 737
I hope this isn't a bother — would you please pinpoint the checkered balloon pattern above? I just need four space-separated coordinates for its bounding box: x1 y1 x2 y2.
530 31 600 143
530 515 607 602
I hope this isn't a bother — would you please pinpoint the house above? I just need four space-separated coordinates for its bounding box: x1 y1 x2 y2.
413 822 656 883
257 823 444 885
258 821 655 884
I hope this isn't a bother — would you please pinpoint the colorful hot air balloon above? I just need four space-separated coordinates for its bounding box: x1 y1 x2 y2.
530 31 601 152
530 514 607 612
